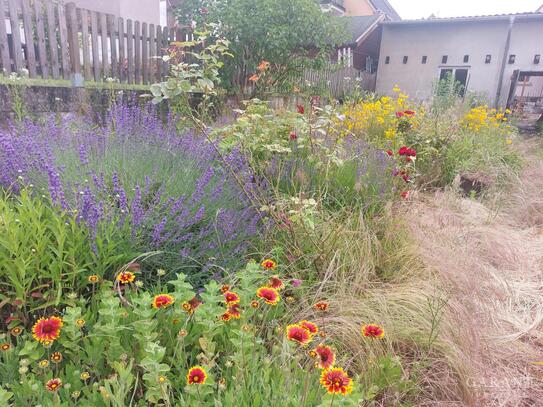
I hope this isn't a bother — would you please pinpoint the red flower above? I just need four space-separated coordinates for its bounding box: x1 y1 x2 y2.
182 297 202 314
224 291 240 306
45 378 62 392
361 323 385 338
396 111 405 118
221 312 232 322
398 146 416 158
290 131 297 141
386 149 393 156
226 303 241 319
404 110 415 117
186 366 207 385
152 294 175 309
314 301 329 312
296 104 305 114
299 320 318 335
261 259 277 270
256 286 281 305
320 367 353 395
314 344 336 369
401 191 410 200
220 285 230 293
286 324 312 345
117 271 136 284
32 316 63 343
269 276 284 290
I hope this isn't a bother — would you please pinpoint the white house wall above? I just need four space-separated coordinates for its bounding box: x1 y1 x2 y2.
376 17 543 108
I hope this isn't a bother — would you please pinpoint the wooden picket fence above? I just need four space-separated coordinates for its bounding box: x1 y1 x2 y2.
303 65 376 97
0 0 187 84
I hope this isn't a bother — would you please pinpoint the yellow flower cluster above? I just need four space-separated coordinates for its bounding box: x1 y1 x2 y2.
337 87 422 149
462 106 511 133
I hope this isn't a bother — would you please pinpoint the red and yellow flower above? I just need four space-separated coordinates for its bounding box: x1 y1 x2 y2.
117 271 136 284
32 316 63 343
261 259 277 270
152 294 175 309
226 304 241 319
361 323 385 339
224 291 240 306
286 324 312 345
314 344 336 370
268 276 284 290
256 286 281 305
0 343 10 351
314 301 329 312
250 300 260 308
50 351 63 363
299 320 318 335
319 367 353 395
220 312 232 322
186 366 207 385
46 378 62 392
220 284 230 293
88 274 100 284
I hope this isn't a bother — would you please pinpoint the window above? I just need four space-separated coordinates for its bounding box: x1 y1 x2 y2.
403 56 408 64
422 56 427 64
385 56 390 64
535 54 541 64
485 54 492 64
508 54 516 64
442 55 448 64
463 55 469 63
439 68 470 97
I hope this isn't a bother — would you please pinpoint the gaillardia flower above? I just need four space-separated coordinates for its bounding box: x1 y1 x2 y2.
314 344 336 370
261 259 277 270
256 286 281 305
250 300 260 308
51 351 63 363
32 316 63 343
80 371 91 380
220 284 230 293
187 366 207 385
46 378 63 392
221 312 232 322
152 294 175 309
38 359 49 368
75 319 86 328
286 324 312 345
224 291 240 306
319 367 353 395
299 320 318 335
227 304 241 319
88 275 100 284
314 301 329 312
10 326 23 336
0 343 10 351
269 276 284 290
361 324 385 339
117 271 136 284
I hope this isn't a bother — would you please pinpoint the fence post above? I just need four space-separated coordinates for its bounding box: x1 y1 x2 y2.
33 0 48 78
45 1 60 79
21 0 36 77
0 0 11 74
57 1 71 78
66 2 81 75
7 0 23 73
80 8 92 80
90 11 101 81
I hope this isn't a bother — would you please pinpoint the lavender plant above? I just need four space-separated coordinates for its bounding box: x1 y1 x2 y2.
0 104 261 285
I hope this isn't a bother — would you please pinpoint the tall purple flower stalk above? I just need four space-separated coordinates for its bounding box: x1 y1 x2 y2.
0 104 262 283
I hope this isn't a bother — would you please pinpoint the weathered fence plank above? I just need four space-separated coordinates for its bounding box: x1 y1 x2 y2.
7 0 23 73
141 22 148 84
118 18 125 82
126 19 134 84
57 2 71 78
108 14 118 79
34 0 48 78
45 1 60 79
90 11 101 81
21 0 37 77
162 26 169 77
148 24 155 83
0 0 12 74
66 2 81 75
80 9 92 80
155 24 162 80
100 12 109 77
134 21 141 84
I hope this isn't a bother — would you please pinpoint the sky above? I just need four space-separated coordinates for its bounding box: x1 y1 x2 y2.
387 0 543 20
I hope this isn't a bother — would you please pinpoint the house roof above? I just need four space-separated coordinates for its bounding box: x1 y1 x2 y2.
383 12 543 26
368 0 401 21
345 14 383 44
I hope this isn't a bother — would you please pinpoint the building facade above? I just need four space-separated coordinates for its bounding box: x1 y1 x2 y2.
375 13 543 108
71 0 161 25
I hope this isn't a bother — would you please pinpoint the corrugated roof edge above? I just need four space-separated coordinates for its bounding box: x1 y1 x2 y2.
383 12 543 25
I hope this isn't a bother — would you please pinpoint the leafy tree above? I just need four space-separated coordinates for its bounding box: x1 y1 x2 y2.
174 0 348 93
